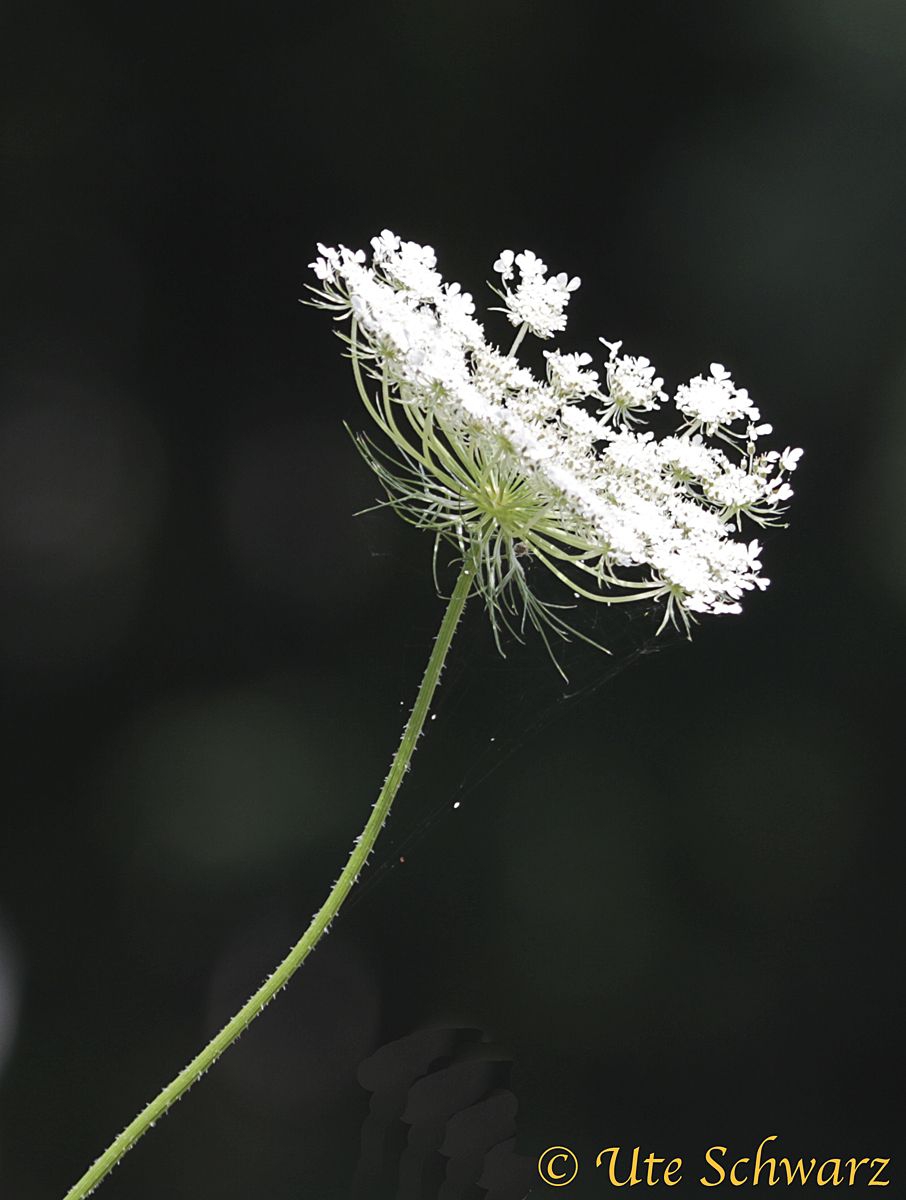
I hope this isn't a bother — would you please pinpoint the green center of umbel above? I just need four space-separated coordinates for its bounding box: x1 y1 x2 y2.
471 472 541 535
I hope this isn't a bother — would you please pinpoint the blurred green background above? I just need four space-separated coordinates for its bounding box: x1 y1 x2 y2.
1 1 905 1196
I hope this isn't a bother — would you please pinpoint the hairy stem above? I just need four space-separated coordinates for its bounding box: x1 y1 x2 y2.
63 565 474 1200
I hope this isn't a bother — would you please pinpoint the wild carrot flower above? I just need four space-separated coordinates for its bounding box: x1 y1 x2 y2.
309 230 801 649
61 231 802 1200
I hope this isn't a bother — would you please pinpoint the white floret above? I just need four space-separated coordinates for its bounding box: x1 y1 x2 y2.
675 363 760 433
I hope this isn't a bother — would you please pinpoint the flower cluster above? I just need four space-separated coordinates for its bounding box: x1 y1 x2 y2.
309 231 801 655
491 248 581 340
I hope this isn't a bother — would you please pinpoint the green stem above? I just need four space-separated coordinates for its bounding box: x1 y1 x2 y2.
63 565 474 1200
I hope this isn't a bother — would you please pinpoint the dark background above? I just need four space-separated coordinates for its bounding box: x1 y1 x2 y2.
1 2 905 1197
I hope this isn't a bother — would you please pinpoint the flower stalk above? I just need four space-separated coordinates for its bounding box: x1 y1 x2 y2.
62 564 473 1200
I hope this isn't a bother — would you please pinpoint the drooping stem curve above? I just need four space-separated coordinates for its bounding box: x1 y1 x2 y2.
63 564 474 1200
